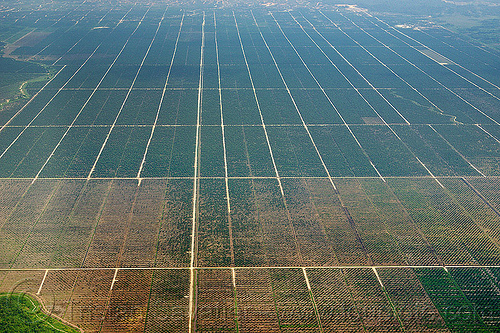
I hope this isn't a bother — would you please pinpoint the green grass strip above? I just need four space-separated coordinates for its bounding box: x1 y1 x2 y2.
0 293 81 332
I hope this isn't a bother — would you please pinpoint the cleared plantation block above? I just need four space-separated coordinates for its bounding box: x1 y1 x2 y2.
83 179 139 268
217 29 248 66
98 8 141 28
157 89 198 125
124 6 151 21
0 127 23 156
292 46 333 66
141 126 195 178
343 268 402 332
281 178 338 266
10 127 68 178
166 65 201 89
289 89 343 125
324 89 379 124
351 64 409 90
368 28 438 52
236 41 273 66
287 29 329 57
77 14 144 65
99 65 141 89
265 47 302 68
201 89 221 125
173 39 203 71
31 90 93 126
480 125 500 143
308 125 378 177
229 179 268 267
225 126 275 178
203 66 219 91
101 269 153 332
116 89 163 125
117 28 163 67
433 125 500 176
0 179 60 268
266 126 327 177
333 45 381 65
269 268 320 332
336 179 405 266
255 89 302 124
303 178 369 265
116 180 169 268
418 64 471 89
144 269 189 332
220 65 253 89
134 65 170 88
195 269 237 331
357 179 441 266
377 88 457 124
144 269 193 332
270 15 319 48
466 178 500 213
388 178 500 265
91 126 151 178
200 126 225 178
420 89 494 125
449 267 500 329
64 64 116 90
171 17 203 60
361 45 411 65
0 127 65 178
441 178 500 253
4 90 72 127
0 272 5 290
246 64 286 89
39 127 109 178
249 179 301 267
74 90 128 126
357 89 408 124
415 268 490 332
307 65 353 89
234 269 280 332
377 268 449 332
38 270 80 321
43 66 81 90
327 62 372 89
142 16 184 66
351 125 428 177
217 33 245 66
0 179 31 227
0 270 44 294
445 62 500 91
451 75 500 103
298 14 356 46
202 19 217 66
306 268 364 332
390 30 464 63
154 179 193 268
45 180 111 267
197 179 231 267
276 64 319 89
380 64 441 91
12 179 86 268
391 125 480 177
221 89 261 125
136 15 182 66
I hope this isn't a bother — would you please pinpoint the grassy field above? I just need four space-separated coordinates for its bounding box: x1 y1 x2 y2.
0 293 80 332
